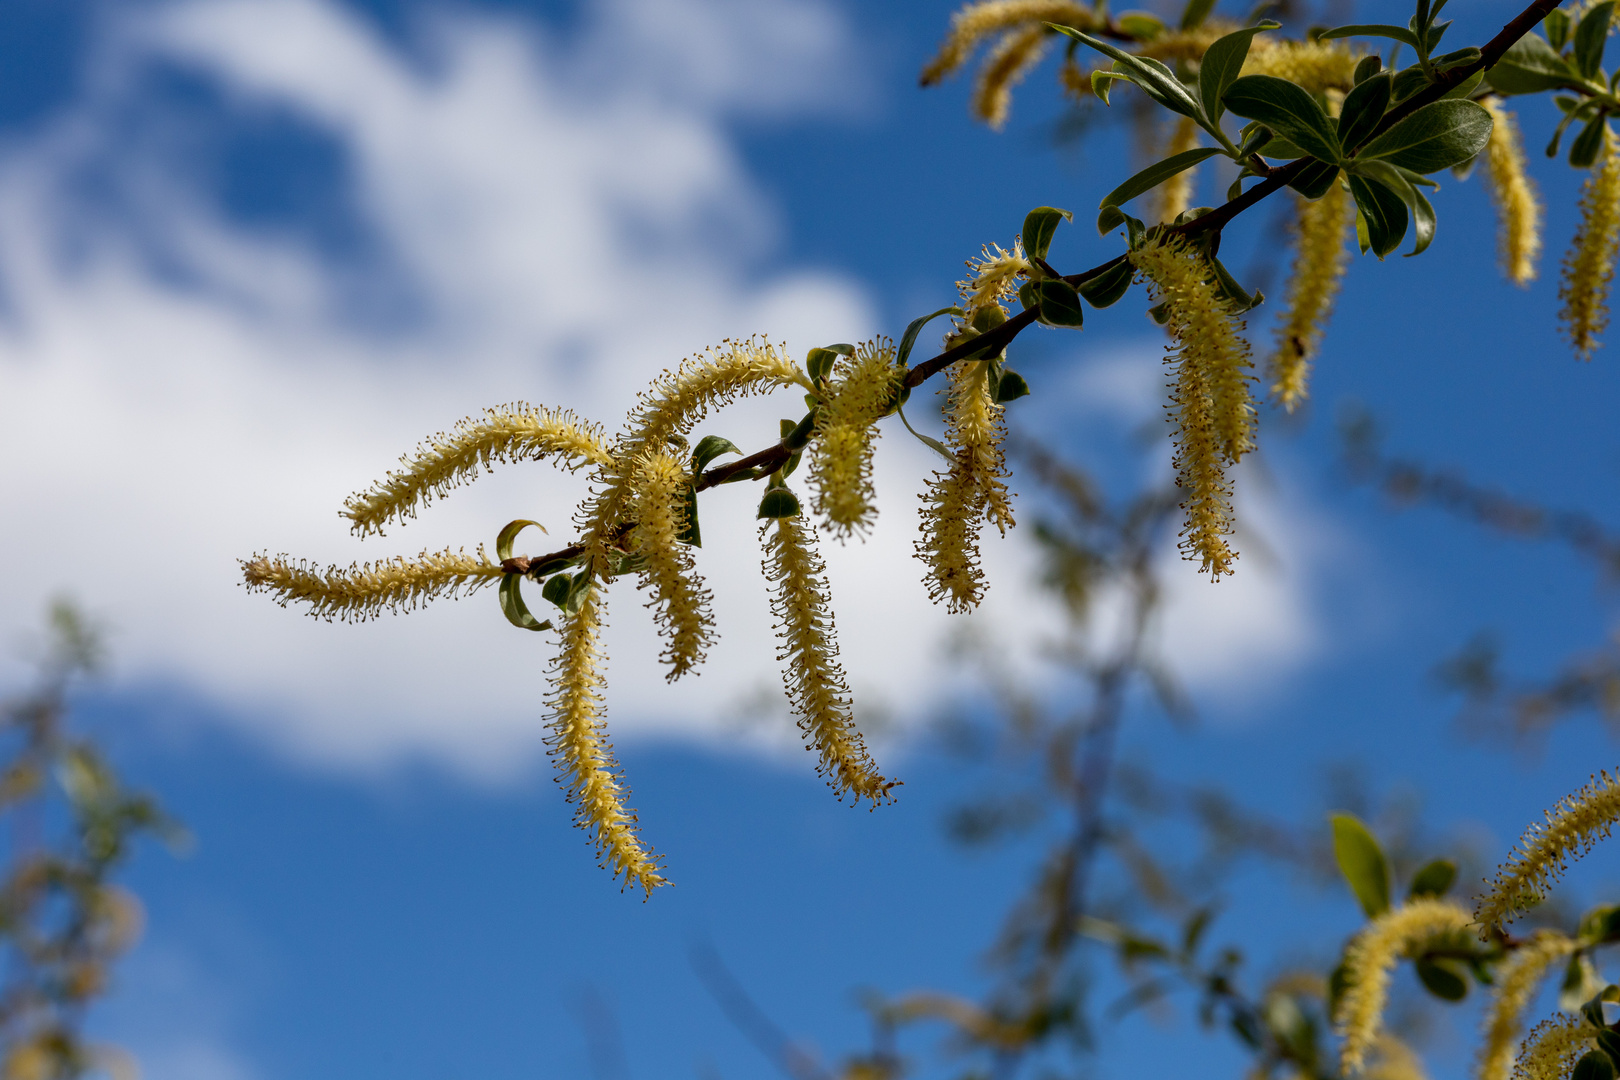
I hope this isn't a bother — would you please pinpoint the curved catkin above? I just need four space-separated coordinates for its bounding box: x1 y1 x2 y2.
811 341 900 539
545 586 666 894
1335 898 1476 1074
241 547 502 621
1271 181 1352 411
629 449 713 681
1479 931 1578 1080
973 23 1050 129
1155 116 1203 224
1514 1016 1594 1080
1478 769 1620 936
1560 130 1620 361
343 405 613 538
959 242 1031 320
1482 99 1543 288
1365 1037 1430 1080
761 516 895 804
1129 236 1255 579
921 0 1095 87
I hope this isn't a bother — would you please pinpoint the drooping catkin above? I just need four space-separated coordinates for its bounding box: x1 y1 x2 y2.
241 547 503 621
1482 99 1543 288
343 405 613 538
1240 38 1360 93
921 0 1095 87
1479 931 1578 1080
1155 116 1203 224
1513 1016 1594 1080
810 341 900 539
1129 235 1255 579
1477 770 1620 936
629 449 712 681
1271 181 1352 411
973 23 1050 129
959 242 1031 320
1365 1037 1430 1080
1560 129 1620 361
545 585 666 894
1335 898 1476 1074
761 516 895 804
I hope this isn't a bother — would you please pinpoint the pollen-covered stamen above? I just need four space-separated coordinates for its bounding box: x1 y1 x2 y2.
959 242 1031 321
810 340 901 540
1513 1016 1594 1080
1482 98 1543 288
629 449 713 681
241 547 504 621
1271 181 1352 412
1477 768 1620 936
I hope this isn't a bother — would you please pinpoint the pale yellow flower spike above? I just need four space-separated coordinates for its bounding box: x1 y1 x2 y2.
629 449 713 681
1561 129 1620 360
1241 38 1360 94
1335 898 1476 1074
1514 1016 1595 1080
1271 182 1353 411
1479 931 1579 1080
1129 235 1255 579
1478 769 1620 936
343 404 613 538
959 242 1031 320
544 585 666 895
811 341 901 540
1482 99 1543 288
241 546 503 622
761 515 895 804
921 0 1095 87
973 23 1050 130
1155 116 1203 224
1365 1036 1430 1080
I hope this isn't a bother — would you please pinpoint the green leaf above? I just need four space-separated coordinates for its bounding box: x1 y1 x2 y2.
1331 812 1392 917
1097 203 1129 234
1486 33 1580 95
563 569 593 614
1391 64 1433 102
1077 260 1134 307
1092 69 1129 104
1408 858 1457 899
1547 8 1573 52
1319 23 1421 48
1599 1032 1620 1065
1571 114 1610 168
782 407 819 450
1580 986 1620 1030
1354 160 1435 255
541 572 573 608
1223 75 1342 164
1441 69 1485 100
1353 54 1384 84
1349 173 1409 258
1573 1050 1617 1080
1198 21 1280 123
1211 256 1263 312
1035 279 1085 327
1337 72 1393 151
495 518 546 561
1561 955 1606 1011
1179 0 1217 32
1434 46 1481 71
1579 904 1620 945
1290 159 1342 200
1415 957 1469 1001
1355 99 1492 174
678 479 701 546
1100 147 1225 210
757 486 801 519
896 306 964 368
1022 206 1073 260
1047 25 1202 118
690 435 740 475
1548 101 1597 157
1575 1 1615 80
896 398 955 463
1118 12 1166 40
994 369 1031 403
499 574 551 632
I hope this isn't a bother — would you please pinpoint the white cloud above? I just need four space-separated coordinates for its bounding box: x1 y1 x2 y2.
0 0 1328 778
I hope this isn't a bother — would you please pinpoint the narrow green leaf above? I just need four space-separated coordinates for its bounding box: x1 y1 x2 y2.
1210 256 1263 312
1391 64 1433 102
1035 279 1085 327
1289 159 1341 200
1354 54 1384 84
1118 12 1165 40
496 518 546 562
1408 858 1457 899
499 574 551 631
1415 958 1470 1001
1047 25 1202 118
1198 21 1280 123
1022 206 1074 260
1097 203 1129 235
1547 8 1573 51
677 480 701 547
1571 113 1609 168
896 398 956 463
1180 0 1217 32
756 486 801 520
1092 69 1128 104
1337 72 1393 151
1547 101 1594 157
1349 173 1409 258
1441 69 1485 100
1223 75 1342 164
1354 98 1493 174
1100 147 1225 210
1330 812 1392 918
896 306 964 368
1575 1 1615 79
1319 23 1421 48
994 369 1030 403
1355 160 1435 255
1485 32 1579 95
1573 1050 1617 1080
1077 260 1134 307
690 435 741 475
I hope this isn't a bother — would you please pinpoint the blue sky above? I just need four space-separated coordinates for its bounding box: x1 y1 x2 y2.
2 0 1620 1077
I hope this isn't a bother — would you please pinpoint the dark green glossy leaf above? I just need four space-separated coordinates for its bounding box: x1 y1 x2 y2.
1337 72 1392 151
495 518 546 561
690 435 740 475
1289 158 1342 200
1211 256 1263 312
1547 8 1573 51
1077 259 1134 307
1047 25 1201 118
499 574 551 632
1355 99 1492 173
541 572 573 608
1198 21 1280 123
1354 54 1383 84
782 407 818 450
1035 279 1085 327
896 306 964 368
1223 75 1342 163
1573 1050 1617 1080
1598 1031 1620 1065
677 479 701 546
994 369 1030 403
1180 0 1217 32
563 569 593 614
1350 173 1409 258
1319 23 1420 48
757 486 801 520
1097 203 1129 235
1575 1 1615 80
1100 147 1225 209
1486 32 1579 95
1442 69 1485 100
1355 160 1434 255
1434 46 1481 71
1571 114 1609 168
1331 812 1392 917
1022 206 1073 260
1408 858 1457 898
1416 957 1469 1001
1391 64 1433 102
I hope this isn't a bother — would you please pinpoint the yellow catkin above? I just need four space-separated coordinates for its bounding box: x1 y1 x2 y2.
241 546 502 621
1335 898 1476 1074
921 0 1095 87
1514 1016 1594 1080
1155 116 1203 224
1479 932 1579 1080
544 586 666 895
1129 236 1255 579
810 341 900 539
973 23 1050 129
629 449 713 681
342 404 613 538
1560 130 1620 361
959 242 1031 320
1478 769 1620 935
761 516 894 804
1271 181 1353 411
1482 99 1543 288
1365 1037 1430 1080
1241 38 1360 93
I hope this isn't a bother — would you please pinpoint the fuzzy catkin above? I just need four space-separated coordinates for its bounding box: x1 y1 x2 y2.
1155 116 1203 224
629 449 713 681
1560 130 1620 361
1365 1037 1430 1080
545 586 666 894
241 547 503 621
1129 236 1255 579
1482 99 1543 288
1335 898 1476 1074
762 516 894 804
1513 1016 1594 1080
1271 182 1352 411
1477 769 1620 935
343 405 613 537
959 242 1031 319
973 23 1050 129
921 0 1095 86
810 342 900 539
1479 932 1578 1080
1240 38 1360 93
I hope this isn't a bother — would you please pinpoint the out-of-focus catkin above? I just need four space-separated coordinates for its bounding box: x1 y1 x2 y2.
1513 1016 1593 1080
1478 931 1577 1080
810 341 900 539
629 449 713 681
1482 99 1542 288
1271 182 1352 411
1561 128 1620 361
1155 116 1202 224
921 0 1095 88
973 23 1049 129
